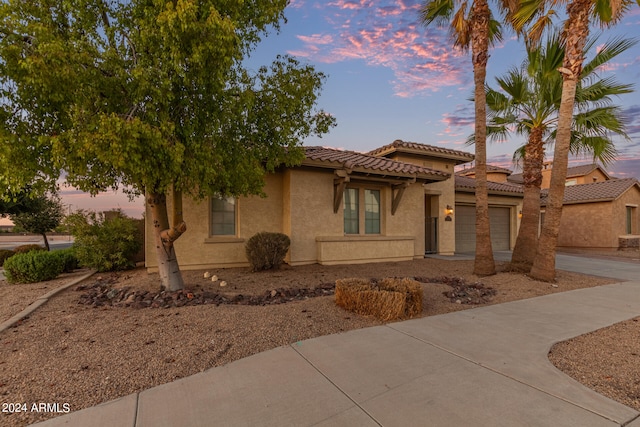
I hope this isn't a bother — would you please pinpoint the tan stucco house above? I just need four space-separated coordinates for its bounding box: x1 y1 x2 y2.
145 140 527 270
540 177 640 249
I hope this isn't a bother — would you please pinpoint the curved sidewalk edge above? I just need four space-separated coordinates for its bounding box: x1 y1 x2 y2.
0 270 96 333
30 279 640 427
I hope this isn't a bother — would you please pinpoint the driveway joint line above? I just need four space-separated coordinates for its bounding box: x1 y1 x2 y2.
290 344 383 427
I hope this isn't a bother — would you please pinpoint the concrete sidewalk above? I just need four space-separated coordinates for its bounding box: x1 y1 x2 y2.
34 254 640 427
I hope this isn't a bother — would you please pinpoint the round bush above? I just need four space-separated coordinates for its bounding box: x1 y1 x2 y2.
3 251 64 284
0 249 15 267
51 249 79 273
13 244 46 254
245 232 291 272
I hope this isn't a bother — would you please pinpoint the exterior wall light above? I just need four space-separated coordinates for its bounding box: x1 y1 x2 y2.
518 210 523 219
445 205 454 221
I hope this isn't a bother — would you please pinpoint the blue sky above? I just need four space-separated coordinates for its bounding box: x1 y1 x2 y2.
51 0 640 219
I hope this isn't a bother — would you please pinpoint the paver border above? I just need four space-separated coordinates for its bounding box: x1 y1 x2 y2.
0 269 96 333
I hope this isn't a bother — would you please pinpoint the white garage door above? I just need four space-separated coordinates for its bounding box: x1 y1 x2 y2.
455 205 511 253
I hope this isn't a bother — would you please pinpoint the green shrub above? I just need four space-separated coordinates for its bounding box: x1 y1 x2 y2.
245 232 290 272
51 249 79 273
68 210 142 272
13 244 46 254
3 251 64 284
0 249 15 267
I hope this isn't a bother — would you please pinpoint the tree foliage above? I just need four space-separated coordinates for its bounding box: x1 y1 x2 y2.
0 1 335 288
0 191 64 251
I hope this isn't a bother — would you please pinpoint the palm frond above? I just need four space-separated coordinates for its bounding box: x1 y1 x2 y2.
419 0 456 27
581 36 637 78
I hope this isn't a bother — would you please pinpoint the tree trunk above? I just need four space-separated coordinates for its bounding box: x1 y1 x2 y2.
41 233 51 251
147 189 186 291
511 126 545 270
530 0 591 282
471 0 495 276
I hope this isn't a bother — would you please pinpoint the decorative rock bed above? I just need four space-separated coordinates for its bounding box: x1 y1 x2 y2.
75 281 335 309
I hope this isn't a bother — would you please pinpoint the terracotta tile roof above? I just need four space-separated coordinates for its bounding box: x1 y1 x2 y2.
303 146 450 181
455 165 513 176
564 163 609 178
540 178 640 205
507 173 524 184
367 139 474 164
455 175 524 195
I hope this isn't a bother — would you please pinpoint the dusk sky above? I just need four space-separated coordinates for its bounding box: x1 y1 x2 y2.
51 1 640 219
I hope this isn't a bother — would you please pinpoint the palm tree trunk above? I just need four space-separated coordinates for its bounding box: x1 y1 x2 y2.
147 188 186 291
530 0 591 281
511 126 545 270
471 0 495 276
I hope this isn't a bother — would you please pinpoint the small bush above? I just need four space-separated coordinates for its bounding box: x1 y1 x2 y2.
67 210 142 272
3 251 64 284
13 244 46 254
51 249 79 273
245 232 291 272
0 249 16 267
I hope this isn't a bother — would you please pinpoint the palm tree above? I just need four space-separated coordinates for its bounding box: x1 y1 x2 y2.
483 34 634 270
513 0 639 281
420 0 514 276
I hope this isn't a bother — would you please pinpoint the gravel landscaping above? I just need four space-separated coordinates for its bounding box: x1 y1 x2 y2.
0 256 635 426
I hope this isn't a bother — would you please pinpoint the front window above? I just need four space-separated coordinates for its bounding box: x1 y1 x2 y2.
343 187 381 235
364 189 380 234
343 188 359 234
211 197 236 236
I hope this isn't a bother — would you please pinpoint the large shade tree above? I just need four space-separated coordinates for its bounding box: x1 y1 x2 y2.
420 0 515 276
0 0 335 290
483 33 633 269
514 0 640 281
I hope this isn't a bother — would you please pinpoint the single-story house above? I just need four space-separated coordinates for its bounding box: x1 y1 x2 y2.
145 140 525 271
541 178 640 249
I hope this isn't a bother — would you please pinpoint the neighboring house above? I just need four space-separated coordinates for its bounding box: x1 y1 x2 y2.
145 140 526 271
540 178 640 249
508 163 612 188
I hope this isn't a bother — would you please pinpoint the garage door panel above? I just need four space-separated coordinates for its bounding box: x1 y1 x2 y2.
455 205 510 253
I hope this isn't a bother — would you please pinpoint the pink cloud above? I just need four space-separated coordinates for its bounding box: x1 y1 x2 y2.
289 0 470 97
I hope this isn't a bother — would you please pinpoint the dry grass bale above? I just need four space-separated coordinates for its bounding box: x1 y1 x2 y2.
335 277 423 321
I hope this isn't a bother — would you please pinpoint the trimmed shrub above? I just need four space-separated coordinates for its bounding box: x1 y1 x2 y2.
51 248 79 273
335 277 423 321
245 232 291 272
3 251 64 284
0 249 15 267
13 244 46 254
68 210 142 272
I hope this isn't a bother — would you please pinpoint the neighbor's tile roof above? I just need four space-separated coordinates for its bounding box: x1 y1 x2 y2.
507 173 524 184
455 175 524 195
540 178 640 205
565 163 609 178
367 139 474 163
303 146 450 180
508 163 610 184
455 165 513 176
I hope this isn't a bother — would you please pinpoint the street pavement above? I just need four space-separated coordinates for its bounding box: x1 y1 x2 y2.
29 252 640 427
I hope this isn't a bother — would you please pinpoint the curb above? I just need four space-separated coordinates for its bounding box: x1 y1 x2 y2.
0 269 96 333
